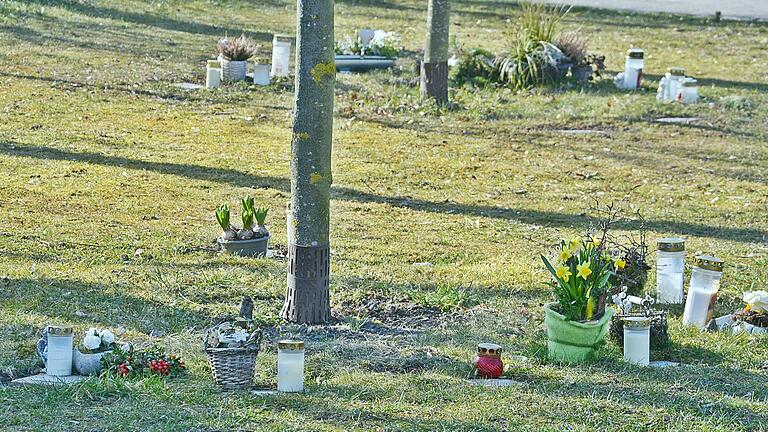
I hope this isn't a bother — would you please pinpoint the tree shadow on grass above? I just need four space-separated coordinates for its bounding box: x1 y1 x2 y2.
1 141 767 245
23 0 272 42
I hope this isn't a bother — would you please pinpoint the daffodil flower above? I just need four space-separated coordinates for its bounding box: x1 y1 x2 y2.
591 237 601 247
614 258 626 270
569 236 581 252
577 261 592 280
556 265 572 280
559 248 572 262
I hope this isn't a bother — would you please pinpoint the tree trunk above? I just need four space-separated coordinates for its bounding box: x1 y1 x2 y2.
281 0 335 324
420 0 449 104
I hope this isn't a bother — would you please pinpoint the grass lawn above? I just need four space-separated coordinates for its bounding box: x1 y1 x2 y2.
1 0 767 430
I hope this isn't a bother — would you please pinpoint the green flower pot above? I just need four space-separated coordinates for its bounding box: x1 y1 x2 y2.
544 302 614 363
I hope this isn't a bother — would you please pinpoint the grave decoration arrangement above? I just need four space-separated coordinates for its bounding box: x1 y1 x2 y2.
216 197 270 257
204 296 263 391
657 67 699 103
334 29 402 72
541 235 617 363
452 3 605 89
216 34 259 82
708 290 768 335
73 327 119 375
101 345 186 378
472 343 504 379
609 288 669 350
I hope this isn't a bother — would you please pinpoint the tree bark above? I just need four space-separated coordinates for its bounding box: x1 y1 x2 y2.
281 0 334 324
420 0 449 104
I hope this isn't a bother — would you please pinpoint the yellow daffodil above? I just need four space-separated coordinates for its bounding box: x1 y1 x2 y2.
591 237 601 248
577 261 592 280
569 236 581 252
556 265 572 280
559 248 572 262
614 258 626 270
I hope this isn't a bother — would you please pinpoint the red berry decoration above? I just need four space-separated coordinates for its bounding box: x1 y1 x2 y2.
117 363 130 377
473 343 504 379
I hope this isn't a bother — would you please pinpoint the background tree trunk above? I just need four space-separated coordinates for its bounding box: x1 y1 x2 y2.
281 0 335 324
420 0 449 104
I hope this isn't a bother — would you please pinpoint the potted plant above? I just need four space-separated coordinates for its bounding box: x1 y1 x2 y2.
334 30 401 72
204 297 263 390
216 197 270 257
217 34 258 82
73 327 118 375
101 344 186 378
541 236 616 363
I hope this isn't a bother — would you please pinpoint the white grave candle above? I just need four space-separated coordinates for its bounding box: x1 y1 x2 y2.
682 256 724 328
623 317 650 366
623 48 644 89
656 238 685 304
46 325 73 376
206 60 221 89
270 35 292 78
253 61 270 86
277 339 304 392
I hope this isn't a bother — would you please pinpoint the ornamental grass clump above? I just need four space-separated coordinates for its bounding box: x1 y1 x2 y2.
541 236 618 321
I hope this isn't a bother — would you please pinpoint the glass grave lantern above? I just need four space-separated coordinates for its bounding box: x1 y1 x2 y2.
270 34 292 78
679 77 699 104
623 48 644 90
682 255 724 328
623 317 650 366
46 325 74 376
252 58 270 86
205 60 221 89
656 237 686 304
277 339 305 392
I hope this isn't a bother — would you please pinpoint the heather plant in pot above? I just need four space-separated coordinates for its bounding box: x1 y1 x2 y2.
217 34 258 82
216 197 270 257
541 236 617 363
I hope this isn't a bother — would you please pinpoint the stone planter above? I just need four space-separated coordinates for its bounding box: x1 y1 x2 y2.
335 55 396 72
73 349 111 375
218 235 270 257
544 302 614 363
220 59 248 82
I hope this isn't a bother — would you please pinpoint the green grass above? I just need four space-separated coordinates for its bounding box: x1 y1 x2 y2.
1 0 767 430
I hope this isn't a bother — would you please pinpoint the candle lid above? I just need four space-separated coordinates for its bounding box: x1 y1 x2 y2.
657 237 685 252
626 48 644 59
622 316 651 328
47 325 73 336
477 343 502 356
682 77 698 87
278 339 304 350
693 255 724 272
207 60 221 68
273 34 293 43
667 66 686 76
252 57 269 65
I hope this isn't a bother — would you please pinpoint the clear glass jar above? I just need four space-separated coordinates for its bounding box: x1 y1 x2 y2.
679 78 699 104
623 317 650 366
682 256 724 328
623 48 644 89
270 34 292 78
252 59 271 86
656 237 685 304
205 60 221 89
277 339 304 392
46 325 73 376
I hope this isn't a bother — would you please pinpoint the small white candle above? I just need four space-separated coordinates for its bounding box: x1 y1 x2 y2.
206 60 221 89
277 339 304 392
623 318 650 366
46 325 74 376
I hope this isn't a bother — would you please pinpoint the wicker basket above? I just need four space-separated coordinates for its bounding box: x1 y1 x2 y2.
205 331 262 391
